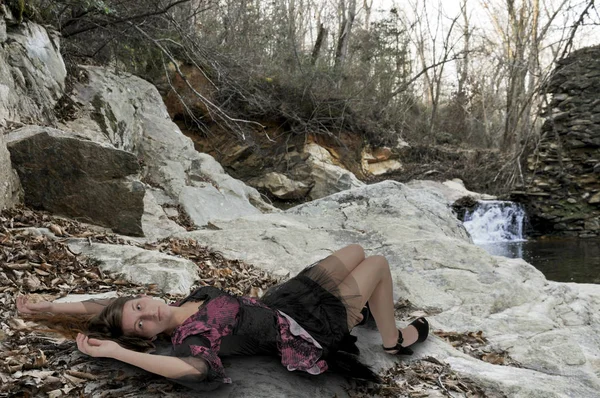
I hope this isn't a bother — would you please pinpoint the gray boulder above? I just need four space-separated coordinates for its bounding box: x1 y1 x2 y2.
0 17 69 211
6 126 145 235
180 184 262 227
59 66 275 235
407 178 496 203
0 14 6 43
0 19 65 126
250 172 312 200
0 17 66 210
303 143 365 200
141 188 186 241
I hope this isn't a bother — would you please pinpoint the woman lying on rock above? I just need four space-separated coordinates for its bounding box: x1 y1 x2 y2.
16 244 428 390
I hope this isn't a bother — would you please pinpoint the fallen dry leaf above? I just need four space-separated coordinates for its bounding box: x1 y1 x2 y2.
49 224 64 236
64 373 86 385
47 389 63 398
32 350 47 368
65 370 97 380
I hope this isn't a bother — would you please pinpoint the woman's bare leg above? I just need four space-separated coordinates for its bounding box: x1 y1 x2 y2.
315 244 367 325
320 244 366 282
338 255 418 348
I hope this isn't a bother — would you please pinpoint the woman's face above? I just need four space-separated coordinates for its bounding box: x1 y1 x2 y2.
120 296 172 339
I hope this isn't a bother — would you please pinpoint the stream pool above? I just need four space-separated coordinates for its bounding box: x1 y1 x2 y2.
477 238 600 284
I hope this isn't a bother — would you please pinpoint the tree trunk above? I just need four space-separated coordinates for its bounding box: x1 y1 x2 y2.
456 0 471 140
502 0 527 151
311 23 327 65
363 0 373 30
334 0 357 73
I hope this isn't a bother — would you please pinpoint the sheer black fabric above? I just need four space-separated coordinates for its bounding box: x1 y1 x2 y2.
220 305 278 356
260 256 362 357
153 340 221 392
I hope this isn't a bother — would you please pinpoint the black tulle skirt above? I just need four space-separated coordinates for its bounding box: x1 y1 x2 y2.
260 255 361 358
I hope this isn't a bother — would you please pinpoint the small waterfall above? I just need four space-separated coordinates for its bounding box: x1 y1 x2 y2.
463 201 526 243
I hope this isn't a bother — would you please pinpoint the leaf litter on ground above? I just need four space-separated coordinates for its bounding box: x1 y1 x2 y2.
351 356 507 398
0 206 279 397
434 330 521 368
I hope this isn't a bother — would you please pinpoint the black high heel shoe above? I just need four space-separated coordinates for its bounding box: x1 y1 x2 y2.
382 317 429 355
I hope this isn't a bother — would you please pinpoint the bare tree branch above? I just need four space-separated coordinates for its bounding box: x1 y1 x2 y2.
62 0 207 38
128 22 265 139
560 0 596 59
388 54 464 98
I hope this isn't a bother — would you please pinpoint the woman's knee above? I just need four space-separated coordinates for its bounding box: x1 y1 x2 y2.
334 244 365 265
346 244 365 260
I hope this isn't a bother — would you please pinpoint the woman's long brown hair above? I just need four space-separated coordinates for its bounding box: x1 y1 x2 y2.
25 297 155 352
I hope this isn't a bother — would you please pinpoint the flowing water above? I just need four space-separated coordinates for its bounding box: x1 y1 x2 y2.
463 201 600 284
463 201 526 244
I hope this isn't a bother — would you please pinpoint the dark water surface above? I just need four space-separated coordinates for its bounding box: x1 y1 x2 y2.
477 238 600 284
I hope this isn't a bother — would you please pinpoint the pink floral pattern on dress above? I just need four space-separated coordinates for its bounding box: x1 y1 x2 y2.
275 313 328 375
170 288 327 384
171 295 239 383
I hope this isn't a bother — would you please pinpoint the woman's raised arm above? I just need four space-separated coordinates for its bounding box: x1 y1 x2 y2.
76 334 207 380
17 295 115 316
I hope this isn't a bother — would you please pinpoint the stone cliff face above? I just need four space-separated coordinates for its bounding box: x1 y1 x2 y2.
0 5 66 209
519 46 600 237
0 8 66 125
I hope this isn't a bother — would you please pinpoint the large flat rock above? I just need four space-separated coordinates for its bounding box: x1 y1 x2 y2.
67 241 199 295
170 181 600 397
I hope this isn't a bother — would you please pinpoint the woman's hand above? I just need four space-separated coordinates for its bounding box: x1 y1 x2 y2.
16 295 53 314
76 333 123 359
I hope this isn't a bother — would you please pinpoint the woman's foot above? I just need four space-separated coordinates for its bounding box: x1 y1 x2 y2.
383 318 429 355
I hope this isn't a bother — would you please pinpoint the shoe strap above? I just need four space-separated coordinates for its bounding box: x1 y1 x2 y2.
382 329 404 351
